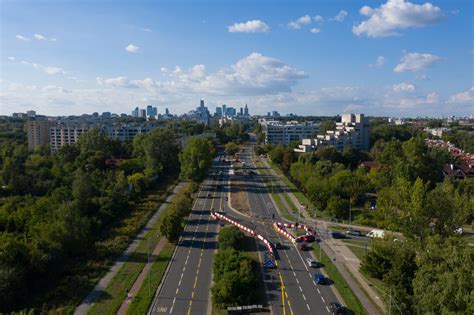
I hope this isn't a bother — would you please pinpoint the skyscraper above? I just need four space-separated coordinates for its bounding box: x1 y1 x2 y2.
244 104 249 116
222 104 227 117
139 109 147 119
215 107 222 117
239 107 243 116
200 99 205 108
146 105 153 116
132 107 139 117
165 108 169 115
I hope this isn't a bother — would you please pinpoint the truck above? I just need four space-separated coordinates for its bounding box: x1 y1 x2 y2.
366 229 385 238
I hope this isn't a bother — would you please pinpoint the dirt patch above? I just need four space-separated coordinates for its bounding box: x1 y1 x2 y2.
230 176 251 215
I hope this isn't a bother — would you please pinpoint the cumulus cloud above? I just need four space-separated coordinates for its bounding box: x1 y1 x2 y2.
448 87 474 104
332 10 348 22
17 59 65 75
228 20 270 33
34 34 46 40
288 15 312 29
125 44 141 53
370 56 386 68
313 15 324 22
8 56 15 61
16 35 30 41
394 52 443 72
392 82 416 92
310 28 321 34
353 0 444 38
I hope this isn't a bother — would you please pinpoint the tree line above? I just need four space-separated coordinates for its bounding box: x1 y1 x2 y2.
0 124 216 313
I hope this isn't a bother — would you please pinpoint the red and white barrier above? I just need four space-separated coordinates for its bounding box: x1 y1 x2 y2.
274 222 316 243
211 211 273 255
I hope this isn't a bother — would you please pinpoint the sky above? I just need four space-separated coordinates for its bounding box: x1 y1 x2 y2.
1 0 473 117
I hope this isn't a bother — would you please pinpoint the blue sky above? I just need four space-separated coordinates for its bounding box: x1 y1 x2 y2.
1 0 473 117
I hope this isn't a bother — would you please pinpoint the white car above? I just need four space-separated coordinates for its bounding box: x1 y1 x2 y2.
306 257 319 268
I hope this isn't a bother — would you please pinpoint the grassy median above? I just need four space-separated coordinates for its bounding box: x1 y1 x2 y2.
312 244 367 315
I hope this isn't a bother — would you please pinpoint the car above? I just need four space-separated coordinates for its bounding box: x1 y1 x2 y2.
328 302 344 314
300 234 315 242
345 230 362 237
306 257 319 268
274 242 283 249
314 273 326 284
331 232 346 239
299 242 311 251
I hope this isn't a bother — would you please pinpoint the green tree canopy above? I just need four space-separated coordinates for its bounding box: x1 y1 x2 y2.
179 138 215 181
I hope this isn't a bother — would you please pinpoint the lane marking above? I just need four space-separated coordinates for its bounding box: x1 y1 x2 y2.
299 286 302 292
307 304 311 311
326 306 330 313
169 297 176 314
302 294 306 300
321 296 325 303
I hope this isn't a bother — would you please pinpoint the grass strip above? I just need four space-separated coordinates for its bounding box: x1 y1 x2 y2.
88 183 189 314
312 244 367 315
126 242 175 314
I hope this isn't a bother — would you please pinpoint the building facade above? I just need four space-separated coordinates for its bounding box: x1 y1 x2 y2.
50 123 91 152
294 113 370 153
26 120 53 150
260 119 318 145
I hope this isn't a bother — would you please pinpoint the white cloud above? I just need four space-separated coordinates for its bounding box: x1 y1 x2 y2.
392 82 416 92
310 28 321 34
448 87 474 104
8 56 15 61
313 15 324 22
125 44 141 53
332 10 348 22
34 34 47 40
16 58 66 75
288 15 312 29
228 20 270 33
16 35 30 41
394 52 443 72
353 0 444 38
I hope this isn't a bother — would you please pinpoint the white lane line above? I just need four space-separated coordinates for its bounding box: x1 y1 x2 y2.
178 279 182 286
317 288 320 294
321 296 325 303
293 271 296 277
299 286 303 292
326 306 330 313
169 297 176 314
302 294 306 300
307 304 311 311
296 278 299 284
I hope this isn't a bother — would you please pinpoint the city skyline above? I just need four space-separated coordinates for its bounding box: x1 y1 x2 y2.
1 0 473 117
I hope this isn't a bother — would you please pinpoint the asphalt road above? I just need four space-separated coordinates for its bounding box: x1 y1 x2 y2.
148 154 226 315
237 143 342 315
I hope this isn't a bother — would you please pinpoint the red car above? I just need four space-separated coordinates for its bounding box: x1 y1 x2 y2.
299 234 315 243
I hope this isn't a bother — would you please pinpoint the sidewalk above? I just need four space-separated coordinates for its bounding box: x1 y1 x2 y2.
74 182 184 315
259 157 384 314
117 237 168 315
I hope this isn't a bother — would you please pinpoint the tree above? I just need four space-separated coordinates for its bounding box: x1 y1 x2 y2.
179 138 215 181
268 145 285 165
142 129 180 177
377 177 432 241
218 226 245 250
127 172 149 195
318 120 336 135
160 211 183 242
413 236 474 314
325 196 349 219
225 142 239 157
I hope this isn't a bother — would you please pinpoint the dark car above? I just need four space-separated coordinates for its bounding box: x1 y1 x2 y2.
329 302 344 314
345 230 362 237
314 273 326 284
274 242 283 249
299 242 311 251
331 232 346 239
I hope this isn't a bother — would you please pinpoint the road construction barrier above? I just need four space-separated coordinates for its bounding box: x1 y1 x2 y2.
274 222 316 243
211 211 274 256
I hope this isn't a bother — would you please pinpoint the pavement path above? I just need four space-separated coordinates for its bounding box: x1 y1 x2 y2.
117 237 168 315
74 182 184 315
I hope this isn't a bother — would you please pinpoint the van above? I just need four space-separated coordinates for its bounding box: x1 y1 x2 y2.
366 229 385 238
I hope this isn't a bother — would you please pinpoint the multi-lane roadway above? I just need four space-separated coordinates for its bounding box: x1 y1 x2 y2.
149 154 227 315
149 144 343 314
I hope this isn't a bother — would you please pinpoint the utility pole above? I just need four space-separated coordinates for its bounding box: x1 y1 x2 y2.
388 287 392 315
148 237 151 298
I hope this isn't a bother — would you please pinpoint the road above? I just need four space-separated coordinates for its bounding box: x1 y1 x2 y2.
148 154 226 315
233 143 342 315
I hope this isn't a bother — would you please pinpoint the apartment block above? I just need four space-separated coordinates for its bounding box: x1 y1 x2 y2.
260 119 318 145
26 120 54 150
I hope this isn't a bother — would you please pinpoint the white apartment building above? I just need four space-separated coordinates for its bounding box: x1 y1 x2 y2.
50 124 91 152
104 124 157 141
294 113 370 153
260 119 318 145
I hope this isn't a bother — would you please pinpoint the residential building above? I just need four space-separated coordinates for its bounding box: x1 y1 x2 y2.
26 110 36 118
50 123 91 152
294 113 370 153
259 119 318 145
104 123 157 141
26 120 53 150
